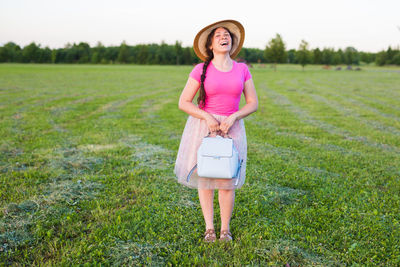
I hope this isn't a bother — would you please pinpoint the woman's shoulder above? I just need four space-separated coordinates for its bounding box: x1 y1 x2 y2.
193 62 205 69
189 62 205 82
190 62 205 73
235 61 252 81
235 61 250 69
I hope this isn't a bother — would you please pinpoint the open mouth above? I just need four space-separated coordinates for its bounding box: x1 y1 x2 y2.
220 42 229 46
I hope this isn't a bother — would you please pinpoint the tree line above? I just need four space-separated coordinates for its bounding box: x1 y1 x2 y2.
0 36 399 66
264 34 400 70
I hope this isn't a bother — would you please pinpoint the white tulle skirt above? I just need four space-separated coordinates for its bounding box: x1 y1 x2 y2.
174 113 247 190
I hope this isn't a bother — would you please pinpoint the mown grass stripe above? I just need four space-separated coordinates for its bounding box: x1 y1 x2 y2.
262 84 400 154
293 75 400 123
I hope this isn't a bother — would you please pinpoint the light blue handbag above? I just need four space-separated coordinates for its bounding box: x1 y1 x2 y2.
187 134 243 186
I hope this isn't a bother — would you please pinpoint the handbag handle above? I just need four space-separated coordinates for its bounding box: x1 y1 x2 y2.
206 131 232 139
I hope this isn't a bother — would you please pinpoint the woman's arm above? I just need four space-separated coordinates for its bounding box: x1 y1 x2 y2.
178 77 220 133
219 78 258 134
233 78 258 120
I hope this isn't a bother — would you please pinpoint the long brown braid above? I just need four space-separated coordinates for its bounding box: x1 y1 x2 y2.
197 27 235 109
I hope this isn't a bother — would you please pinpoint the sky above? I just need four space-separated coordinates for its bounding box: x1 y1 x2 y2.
1 0 399 52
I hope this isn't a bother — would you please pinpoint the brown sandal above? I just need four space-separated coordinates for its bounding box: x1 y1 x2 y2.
219 230 232 242
204 229 216 243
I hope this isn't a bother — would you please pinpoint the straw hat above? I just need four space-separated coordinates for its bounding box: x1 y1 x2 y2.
193 19 245 62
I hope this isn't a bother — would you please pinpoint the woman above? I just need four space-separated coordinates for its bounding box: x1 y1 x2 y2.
174 20 258 242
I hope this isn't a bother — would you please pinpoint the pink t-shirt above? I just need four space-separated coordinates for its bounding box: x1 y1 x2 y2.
189 60 252 116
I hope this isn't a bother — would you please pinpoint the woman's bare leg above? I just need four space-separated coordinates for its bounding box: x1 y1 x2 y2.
218 189 235 231
198 189 215 230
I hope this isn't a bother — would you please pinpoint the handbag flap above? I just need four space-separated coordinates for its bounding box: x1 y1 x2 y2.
199 136 233 157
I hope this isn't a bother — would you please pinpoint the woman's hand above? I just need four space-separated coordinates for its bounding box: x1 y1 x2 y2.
220 114 238 135
205 114 220 134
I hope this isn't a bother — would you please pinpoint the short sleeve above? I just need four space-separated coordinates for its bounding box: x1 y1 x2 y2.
243 64 252 82
189 63 204 83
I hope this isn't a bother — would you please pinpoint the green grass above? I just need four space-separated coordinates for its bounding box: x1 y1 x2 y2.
1 63 399 266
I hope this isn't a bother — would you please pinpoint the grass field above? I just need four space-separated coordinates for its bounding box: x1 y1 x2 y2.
0 63 399 266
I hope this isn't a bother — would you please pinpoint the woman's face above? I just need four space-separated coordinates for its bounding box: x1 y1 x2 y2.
209 27 232 54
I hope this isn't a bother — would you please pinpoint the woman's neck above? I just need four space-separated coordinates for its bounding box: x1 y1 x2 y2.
211 53 233 71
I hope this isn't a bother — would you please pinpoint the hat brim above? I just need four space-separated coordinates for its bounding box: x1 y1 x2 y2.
193 20 245 62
